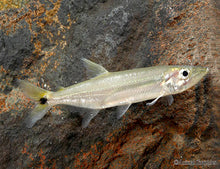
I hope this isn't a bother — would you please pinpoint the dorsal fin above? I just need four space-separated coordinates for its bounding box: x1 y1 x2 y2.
57 86 65 91
81 58 108 78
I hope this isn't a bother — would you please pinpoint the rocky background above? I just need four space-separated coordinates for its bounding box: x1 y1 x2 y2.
0 0 219 168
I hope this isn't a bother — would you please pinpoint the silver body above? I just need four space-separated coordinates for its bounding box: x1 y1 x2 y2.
20 59 208 128
49 66 172 109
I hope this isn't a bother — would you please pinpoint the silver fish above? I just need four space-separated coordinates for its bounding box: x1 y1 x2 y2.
19 58 209 128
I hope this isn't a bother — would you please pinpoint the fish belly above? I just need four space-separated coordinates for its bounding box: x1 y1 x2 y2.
103 81 163 108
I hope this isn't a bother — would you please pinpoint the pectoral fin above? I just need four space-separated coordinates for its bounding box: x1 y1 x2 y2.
81 109 100 128
116 104 131 119
146 95 163 106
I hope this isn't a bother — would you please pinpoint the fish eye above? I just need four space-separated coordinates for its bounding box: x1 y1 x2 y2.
182 70 188 77
179 69 189 79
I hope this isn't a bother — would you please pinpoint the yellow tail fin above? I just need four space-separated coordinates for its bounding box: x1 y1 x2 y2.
19 80 48 101
19 80 51 128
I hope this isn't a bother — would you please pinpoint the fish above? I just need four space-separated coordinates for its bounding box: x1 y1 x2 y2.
19 58 209 128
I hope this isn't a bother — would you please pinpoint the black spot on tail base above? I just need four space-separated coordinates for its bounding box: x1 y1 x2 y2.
39 98 47 104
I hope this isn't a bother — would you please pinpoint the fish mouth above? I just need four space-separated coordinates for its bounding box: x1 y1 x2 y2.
190 66 209 86
194 67 209 78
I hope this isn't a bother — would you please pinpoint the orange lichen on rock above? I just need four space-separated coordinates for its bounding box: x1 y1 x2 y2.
38 149 46 169
0 65 34 115
0 96 7 114
44 0 62 26
0 0 30 10
21 144 56 168
2 88 33 115
1 0 68 79
21 143 34 161
73 124 165 169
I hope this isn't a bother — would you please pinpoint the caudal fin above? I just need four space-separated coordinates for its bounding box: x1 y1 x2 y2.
19 80 51 128
24 104 50 128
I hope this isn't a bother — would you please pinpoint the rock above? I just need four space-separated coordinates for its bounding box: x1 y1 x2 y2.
0 0 219 168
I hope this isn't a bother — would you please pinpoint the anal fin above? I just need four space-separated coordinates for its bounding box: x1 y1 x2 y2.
116 104 131 119
81 109 100 128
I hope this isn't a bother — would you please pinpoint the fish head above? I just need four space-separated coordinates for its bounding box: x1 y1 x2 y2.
163 66 209 94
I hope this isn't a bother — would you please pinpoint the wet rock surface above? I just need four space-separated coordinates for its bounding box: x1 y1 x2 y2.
0 0 219 168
